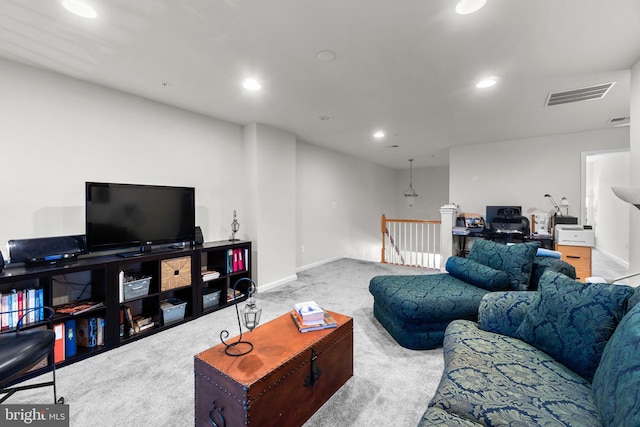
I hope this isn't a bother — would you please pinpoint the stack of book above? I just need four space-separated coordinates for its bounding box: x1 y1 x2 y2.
132 315 154 333
227 289 244 302
201 268 221 282
55 300 104 316
291 301 337 333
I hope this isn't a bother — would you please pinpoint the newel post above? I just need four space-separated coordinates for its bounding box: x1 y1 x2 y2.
381 214 387 263
439 204 459 271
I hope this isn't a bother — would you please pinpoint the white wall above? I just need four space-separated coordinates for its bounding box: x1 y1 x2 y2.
449 128 630 224
0 58 404 287
0 58 244 255
296 141 398 268
397 166 449 220
244 123 297 288
630 58 640 280
586 151 630 262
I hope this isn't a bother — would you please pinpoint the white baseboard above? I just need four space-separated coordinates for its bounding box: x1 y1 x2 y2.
256 256 346 293
257 274 298 293
594 246 630 267
296 256 345 273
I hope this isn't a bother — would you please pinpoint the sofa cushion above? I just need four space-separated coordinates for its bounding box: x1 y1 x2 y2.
369 273 489 323
515 270 633 381
592 297 640 426
530 256 576 290
429 319 601 426
419 407 481 426
468 239 539 290
445 256 511 291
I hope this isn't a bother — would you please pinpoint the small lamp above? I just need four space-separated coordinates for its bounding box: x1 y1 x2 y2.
220 277 262 356
559 197 570 216
544 194 562 216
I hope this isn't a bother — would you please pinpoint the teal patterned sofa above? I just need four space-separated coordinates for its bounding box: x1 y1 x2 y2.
420 270 640 426
369 239 575 349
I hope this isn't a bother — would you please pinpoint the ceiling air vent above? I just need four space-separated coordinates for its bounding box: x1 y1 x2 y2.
546 82 615 106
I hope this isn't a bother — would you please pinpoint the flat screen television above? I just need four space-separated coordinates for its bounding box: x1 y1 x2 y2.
85 182 195 254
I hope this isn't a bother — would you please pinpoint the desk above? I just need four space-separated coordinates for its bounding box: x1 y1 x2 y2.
454 231 553 257
555 244 591 281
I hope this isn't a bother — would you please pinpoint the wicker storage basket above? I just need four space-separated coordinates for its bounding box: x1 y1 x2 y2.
161 256 192 291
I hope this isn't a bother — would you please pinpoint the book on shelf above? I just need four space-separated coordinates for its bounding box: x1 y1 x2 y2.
227 289 244 302
226 247 248 274
53 323 65 363
77 317 99 348
55 300 104 316
1 288 46 330
290 310 337 333
201 268 221 282
293 300 325 325
133 315 154 333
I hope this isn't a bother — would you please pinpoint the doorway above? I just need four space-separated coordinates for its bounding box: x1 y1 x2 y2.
582 149 630 264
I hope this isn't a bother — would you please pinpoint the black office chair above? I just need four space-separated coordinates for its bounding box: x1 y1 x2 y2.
0 307 64 404
489 208 530 243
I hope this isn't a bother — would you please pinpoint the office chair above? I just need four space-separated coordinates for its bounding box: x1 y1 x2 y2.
489 208 530 244
0 306 64 404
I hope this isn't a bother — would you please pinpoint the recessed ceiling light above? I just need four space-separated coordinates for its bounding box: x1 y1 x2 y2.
242 78 262 91
62 0 97 18
476 78 497 88
373 131 385 139
456 0 487 15
317 50 337 61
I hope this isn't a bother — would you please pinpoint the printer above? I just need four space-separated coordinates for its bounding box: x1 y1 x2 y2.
554 225 594 247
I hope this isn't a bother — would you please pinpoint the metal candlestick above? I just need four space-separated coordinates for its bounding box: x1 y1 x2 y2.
230 210 240 241
219 278 261 356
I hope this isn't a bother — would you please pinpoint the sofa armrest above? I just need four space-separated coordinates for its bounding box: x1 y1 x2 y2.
477 291 536 337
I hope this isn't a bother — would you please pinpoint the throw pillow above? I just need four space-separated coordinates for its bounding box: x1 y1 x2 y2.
592 298 640 426
468 239 539 290
515 270 634 381
445 256 511 291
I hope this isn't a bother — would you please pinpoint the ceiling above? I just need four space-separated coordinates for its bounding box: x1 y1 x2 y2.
1 0 639 169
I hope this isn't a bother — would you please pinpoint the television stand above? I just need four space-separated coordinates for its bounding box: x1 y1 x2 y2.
0 239 252 389
117 246 182 258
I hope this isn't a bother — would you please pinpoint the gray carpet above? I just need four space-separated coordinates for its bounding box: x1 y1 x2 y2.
9 258 444 427
591 247 629 282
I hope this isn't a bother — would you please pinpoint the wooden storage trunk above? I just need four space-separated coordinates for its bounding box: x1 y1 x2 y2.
194 311 353 426
160 256 191 291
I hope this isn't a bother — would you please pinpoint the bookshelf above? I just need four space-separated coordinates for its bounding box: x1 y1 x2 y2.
0 240 251 385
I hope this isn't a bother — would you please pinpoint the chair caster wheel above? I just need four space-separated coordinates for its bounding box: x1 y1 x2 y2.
57 397 65 404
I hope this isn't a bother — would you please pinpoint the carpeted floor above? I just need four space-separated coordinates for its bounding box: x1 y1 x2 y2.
8 258 444 427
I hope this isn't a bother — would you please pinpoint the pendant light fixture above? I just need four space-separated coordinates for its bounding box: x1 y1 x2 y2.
403 159 418 207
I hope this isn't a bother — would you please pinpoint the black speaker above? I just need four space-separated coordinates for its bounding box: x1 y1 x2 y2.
195 226 204 245
8 235 86 265
0 250 4 272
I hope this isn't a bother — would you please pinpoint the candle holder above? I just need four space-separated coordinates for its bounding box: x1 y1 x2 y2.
220 278 261 356
230 210 240 241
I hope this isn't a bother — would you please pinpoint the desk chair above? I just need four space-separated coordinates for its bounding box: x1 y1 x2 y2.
489 208 530 244
0 307 64 404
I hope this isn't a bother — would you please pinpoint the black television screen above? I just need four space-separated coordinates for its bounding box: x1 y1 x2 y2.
85 182 195 252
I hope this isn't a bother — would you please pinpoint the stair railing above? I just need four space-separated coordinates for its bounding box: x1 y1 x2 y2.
381 214 442 269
